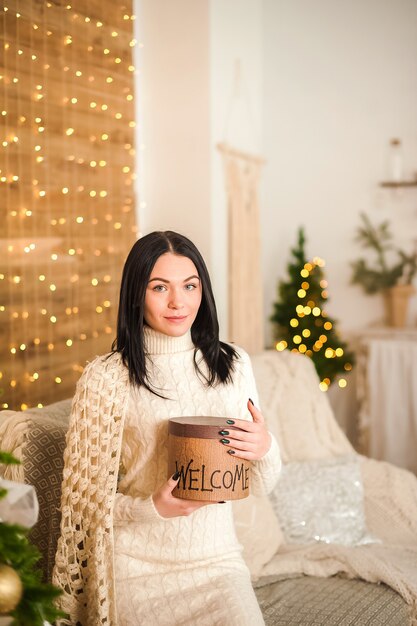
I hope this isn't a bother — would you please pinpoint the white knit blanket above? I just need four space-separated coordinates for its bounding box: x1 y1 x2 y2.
251 350 417 624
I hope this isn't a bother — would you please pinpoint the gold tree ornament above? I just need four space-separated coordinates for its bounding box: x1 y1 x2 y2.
0 563 23 614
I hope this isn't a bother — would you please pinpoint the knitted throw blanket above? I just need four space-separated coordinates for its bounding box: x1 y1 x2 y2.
251 350 417 625
52 353 129 626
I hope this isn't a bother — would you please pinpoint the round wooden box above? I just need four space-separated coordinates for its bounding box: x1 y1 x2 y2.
168 416 251 501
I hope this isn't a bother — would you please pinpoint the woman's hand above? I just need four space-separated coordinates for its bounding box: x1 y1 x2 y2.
218 399 271 461
152 474 218 518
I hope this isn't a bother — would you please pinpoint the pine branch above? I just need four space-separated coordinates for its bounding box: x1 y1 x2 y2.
398 249 417 284
0 452 67 625
351 213 416 292
0 451 20 465
355 213 392 273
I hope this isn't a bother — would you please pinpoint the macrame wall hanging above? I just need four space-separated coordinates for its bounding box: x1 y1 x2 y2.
217 142 265 355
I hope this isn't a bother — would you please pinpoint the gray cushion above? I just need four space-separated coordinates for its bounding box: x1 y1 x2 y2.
255 575 410 625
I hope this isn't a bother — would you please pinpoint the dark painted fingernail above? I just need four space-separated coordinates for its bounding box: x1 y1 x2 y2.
227 449 235 455
220 438 230 444
172 471 180 480
249 398 254 406
219 430 229 436
218 501 226 504
226 419 235 424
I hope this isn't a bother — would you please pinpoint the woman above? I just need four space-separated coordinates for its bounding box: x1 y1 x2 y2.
53 231 281 626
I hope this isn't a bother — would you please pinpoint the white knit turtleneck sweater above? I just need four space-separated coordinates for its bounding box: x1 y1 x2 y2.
112 327 281 626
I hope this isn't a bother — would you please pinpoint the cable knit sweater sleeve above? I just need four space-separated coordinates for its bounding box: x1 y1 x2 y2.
234 347 282 497
113 493 165 525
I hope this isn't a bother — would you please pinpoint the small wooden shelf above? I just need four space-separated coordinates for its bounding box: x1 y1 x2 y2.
380 180 417 188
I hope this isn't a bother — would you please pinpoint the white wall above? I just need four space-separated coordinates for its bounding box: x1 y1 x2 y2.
210 0 264 338
262 0 417 346
136 0 264 339
134 0 211 262
136 0 417 347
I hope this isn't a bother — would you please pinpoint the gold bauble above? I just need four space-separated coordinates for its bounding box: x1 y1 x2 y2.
0 564 23 614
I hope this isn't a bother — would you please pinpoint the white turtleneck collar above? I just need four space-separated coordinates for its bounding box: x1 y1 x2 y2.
143 326 195 355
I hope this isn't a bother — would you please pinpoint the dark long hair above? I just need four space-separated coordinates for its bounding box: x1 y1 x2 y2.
113 231 238 394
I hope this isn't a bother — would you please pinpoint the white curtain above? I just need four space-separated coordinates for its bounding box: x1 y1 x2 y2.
365 338 417 474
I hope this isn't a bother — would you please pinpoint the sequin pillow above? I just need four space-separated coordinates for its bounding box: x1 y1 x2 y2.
269 454 377 546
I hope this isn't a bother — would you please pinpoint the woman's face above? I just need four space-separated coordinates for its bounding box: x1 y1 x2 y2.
144 253 202 337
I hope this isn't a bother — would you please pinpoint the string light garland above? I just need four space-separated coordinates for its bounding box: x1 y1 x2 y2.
271 229 355 391
0 1 139 410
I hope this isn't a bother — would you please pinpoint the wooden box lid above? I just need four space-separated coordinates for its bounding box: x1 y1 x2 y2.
168 416 244 439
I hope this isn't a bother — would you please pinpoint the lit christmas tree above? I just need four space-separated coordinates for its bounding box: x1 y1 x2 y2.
270 228 354 391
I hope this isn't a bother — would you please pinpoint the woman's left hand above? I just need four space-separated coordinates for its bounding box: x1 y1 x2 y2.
219 399 271 461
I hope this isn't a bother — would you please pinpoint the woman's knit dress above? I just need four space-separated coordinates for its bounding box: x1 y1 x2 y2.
112 328 281 625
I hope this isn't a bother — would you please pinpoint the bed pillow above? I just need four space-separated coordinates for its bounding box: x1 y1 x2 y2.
269 454 377 546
